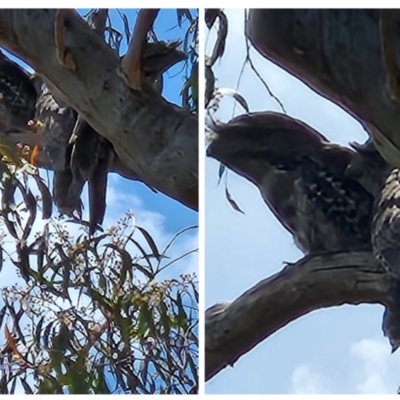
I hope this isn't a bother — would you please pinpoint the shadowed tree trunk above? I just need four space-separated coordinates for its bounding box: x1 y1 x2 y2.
246 9 400 168
0 9 198 211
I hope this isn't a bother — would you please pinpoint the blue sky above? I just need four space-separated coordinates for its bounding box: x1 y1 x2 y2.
205 9 400 394
0 9 198 394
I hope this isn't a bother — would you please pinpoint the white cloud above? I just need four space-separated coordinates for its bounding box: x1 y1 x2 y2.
290 364 328 394
105 184 167 241
287 338 400 395
350 339 393 394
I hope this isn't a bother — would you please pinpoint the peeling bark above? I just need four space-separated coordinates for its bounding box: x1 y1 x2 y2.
0 9 198 211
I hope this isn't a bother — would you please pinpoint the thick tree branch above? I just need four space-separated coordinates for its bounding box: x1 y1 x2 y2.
246 9 400 169
205 252 392 381
0 9 197 211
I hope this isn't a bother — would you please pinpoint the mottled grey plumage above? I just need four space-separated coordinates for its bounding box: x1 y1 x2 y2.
372 169 400 276
207 112 375 254
46 40 184 233
63 40 185 234
33 84 82 217
370 168 400 352
344 141 400 350
347 139 400 278
344 139 400 276
0 50 37 133
345 139 391 198
34 87 76 171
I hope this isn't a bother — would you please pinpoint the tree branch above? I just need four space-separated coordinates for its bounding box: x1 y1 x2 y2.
121 9 160 89
205 252 393 381
90 9 108 35
379 9 400 103
0 9 197 211
245 9 400 169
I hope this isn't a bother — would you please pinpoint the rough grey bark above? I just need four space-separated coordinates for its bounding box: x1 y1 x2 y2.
0 9 198 211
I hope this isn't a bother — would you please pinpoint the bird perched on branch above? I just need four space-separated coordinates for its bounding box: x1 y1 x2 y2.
343 140 400 343
52 9 186 233
344 141 400 274
207 111 375 254
208 111 400 351
45 39 185 234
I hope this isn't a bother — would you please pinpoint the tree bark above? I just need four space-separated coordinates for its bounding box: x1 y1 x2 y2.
205 252 392 381
246 9 400 168
0 9 198 211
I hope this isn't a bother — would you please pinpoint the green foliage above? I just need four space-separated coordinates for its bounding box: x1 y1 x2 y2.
0 174 198 394
179 9 199 114
0 136 198 394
